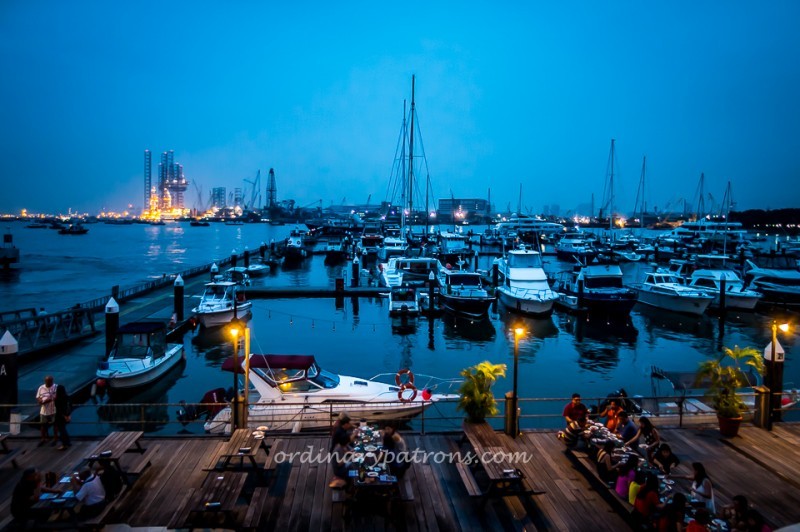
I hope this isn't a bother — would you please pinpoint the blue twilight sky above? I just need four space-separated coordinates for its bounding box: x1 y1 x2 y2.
1 1 799 216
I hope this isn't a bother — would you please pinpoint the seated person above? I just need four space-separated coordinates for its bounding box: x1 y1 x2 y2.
70 465 107 518
11 468 59 524
329 440 350 489
686 507 712 532
652 443 680 475
563 393 588 425
614 455 639 499
657 492 688 532
329 413 354 452
625 416 660 462
595 441 619 484
598 399 622 431
560 417 589 448
722 495 749 532
614 411 637 444
98 459 124 502
382 425 410 478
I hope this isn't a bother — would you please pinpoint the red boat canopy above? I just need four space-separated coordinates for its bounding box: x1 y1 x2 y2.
221 354 317 373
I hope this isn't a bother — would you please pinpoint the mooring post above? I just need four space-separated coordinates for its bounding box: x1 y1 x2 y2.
244 248 250 268
174 275 184 321
210 262 219 280
492 263 499 287
428 271 436 313
231 250 237 268
351 257 360 287
105 297 119 358
259 242 266 259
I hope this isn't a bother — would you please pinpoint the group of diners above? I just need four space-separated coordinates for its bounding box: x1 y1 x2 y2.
558 392 772 532
328 412 410 490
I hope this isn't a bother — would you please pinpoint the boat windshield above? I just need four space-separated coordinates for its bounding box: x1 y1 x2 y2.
114 333 158 359
448 274 481 287
308 367 340 389
392 288 417 302
508 253 542 269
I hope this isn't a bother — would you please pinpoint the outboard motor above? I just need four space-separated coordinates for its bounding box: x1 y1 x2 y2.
196 387 228 420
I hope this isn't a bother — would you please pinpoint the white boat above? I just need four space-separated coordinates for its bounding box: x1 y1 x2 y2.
377 236 408 262
438 269 495 318
660 218 747 245
282 235 308 263
743 259 800 307
357 233 384 259
553 263 638 316
495 214 565 237
202 354 458 433
380 257 442 288
554 232 597 263
225 267 252 286
192 281 253 328
245 262 270 277
96 322 185 389
635 271 713 315
494 245 558 317
688 269 761 310
388 285 423 317
436 231 475 267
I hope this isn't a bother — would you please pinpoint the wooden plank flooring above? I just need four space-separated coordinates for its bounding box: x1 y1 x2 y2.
2 424 800 530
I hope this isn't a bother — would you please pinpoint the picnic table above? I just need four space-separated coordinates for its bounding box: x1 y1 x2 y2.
169 471 248 529
84 431 145 485
460 422 536 497
215 428 270 473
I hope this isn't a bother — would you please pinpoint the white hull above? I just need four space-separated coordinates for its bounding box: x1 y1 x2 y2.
97 345 184 389
204 400 432 434
195 303 252 328
708 291 760 310
497 286 556 317
636 290 711 315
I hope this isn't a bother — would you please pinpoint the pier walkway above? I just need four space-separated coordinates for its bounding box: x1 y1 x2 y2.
2 424 800 530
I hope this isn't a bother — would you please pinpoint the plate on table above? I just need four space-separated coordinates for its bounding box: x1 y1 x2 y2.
367 472 379 478
365 445 378 452
663 479 675 485
256 425 268 432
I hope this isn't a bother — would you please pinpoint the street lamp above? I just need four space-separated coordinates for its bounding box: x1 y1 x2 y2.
510 327 525 438
228 318 245 430
768 320 790 423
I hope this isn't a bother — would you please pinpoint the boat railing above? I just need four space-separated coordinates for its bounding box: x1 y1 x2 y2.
2 390 797 436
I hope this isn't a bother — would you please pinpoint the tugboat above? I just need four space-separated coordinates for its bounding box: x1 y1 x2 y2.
58 223 89 235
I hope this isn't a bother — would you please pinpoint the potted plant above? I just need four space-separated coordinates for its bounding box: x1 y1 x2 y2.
457 361 507 423
695 345 764 437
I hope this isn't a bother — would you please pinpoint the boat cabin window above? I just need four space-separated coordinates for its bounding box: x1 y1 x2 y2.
392 289 416 301
114 332 158 359
508 253 542 269
584 276 623 289
309 368 340 389
693 278 717 289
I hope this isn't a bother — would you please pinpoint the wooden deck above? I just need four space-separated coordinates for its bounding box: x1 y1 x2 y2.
1 424 800 531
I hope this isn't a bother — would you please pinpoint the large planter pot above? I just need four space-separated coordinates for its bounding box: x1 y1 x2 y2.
717 414 743 437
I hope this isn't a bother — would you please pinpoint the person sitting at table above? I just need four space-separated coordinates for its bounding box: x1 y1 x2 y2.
70 465 106 518
10 468 60 526
653 443 680 475
625 416 661 462
614 454 639 499
686 507 712 532
632 474 665 528
744 508 771 532
98 459 123 502
560 416 589 448
329 413 355 453
329 439 350 489
614 411 637 444
598 398 623 431
595 441 619 485
628 469 647 505
382 425 410 478
721 494 749 531
563 393 589 425
674 462 715 516
657 492 687 532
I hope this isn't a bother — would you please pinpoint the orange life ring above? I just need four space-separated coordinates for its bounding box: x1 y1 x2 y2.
398 383 417 402
395 369 415 387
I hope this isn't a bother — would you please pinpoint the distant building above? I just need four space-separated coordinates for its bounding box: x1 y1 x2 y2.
143 150 152 213
438 198 490 222
212 187 227 209
156 150 188 211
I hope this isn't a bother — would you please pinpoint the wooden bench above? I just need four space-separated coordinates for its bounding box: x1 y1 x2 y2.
455 461 484 498
567 448 636 519
127 443 160 476
263 440 281 472
242 486 270 530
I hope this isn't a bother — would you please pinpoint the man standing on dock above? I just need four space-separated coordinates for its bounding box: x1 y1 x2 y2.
35 375 58 445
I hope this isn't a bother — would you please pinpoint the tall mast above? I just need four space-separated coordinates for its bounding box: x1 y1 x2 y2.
400 100 407 234
695 172 705 220
407 75 416 228
609 138 615 230
635 155 646 230
517 183 523 229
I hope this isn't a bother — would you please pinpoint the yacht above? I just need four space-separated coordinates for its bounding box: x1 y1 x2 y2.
192 281 253 328
435 231 475 268
553 263 637 316
357 233 384 259
495 214 565 237
96 322 185 389
687 269 761 310
377 236 408 262
554 232 597 263
202 354 458 433
225 267 252 286
380 257 442 288
743 260 800 307
635 271 714 315
660 218 747 245
494 245 558 317
438 270 495 318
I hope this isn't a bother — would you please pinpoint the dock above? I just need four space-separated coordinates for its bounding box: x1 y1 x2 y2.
2 424 800 530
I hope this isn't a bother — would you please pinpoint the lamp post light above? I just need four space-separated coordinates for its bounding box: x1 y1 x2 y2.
767 320 790 423
511 327 525 439
228 318 245 431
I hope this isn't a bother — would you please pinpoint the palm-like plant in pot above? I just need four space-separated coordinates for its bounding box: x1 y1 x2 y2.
457 361 507 423
695 345 764 437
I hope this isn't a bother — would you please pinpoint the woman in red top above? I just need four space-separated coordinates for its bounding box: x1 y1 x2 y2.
598 399 623 431
633 475 664 529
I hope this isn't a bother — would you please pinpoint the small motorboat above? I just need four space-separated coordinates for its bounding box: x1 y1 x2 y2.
688 269 761 310
201 354 458 433
96 321 185 389
245 262 270 277
192 281 252 328
0 231 20 270
634 271 713 316
58 223 89 235
438 269 495 319
388 285 423 317
494 245 558 317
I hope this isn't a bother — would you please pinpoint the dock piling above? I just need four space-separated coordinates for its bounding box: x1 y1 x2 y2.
174 275 184 321
105 297 119 358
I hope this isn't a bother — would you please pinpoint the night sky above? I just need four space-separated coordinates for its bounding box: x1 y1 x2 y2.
1 1 798 215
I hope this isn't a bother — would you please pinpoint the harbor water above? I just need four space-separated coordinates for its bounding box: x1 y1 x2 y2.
1 221 798 434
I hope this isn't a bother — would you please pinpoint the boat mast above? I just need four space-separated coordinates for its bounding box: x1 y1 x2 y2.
695 172 706 220
407 75 416 232
400 100 407 236
634 155 646 231
609 138 615 231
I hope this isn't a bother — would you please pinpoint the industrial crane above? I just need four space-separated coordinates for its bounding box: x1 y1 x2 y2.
243 170 262 210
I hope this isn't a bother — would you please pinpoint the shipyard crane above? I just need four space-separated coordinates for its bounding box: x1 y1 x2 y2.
243 170 262 210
